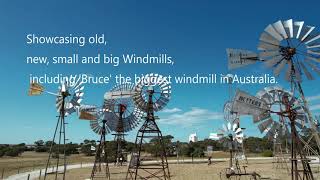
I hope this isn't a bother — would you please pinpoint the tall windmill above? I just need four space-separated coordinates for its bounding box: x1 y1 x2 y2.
28 80 84 180
255 86 298 173
103 83 144 166
253 87 314 179
126 73 171 180
227 19 320 157
79 105 111 179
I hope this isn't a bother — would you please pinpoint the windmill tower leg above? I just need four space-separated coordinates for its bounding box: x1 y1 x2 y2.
91 120 110 179
114 132 125 166
44 95 68 180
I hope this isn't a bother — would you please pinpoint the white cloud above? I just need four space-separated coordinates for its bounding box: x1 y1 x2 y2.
159 107 223 126
310 104 320 111
162 108 182 113
307 94 320 102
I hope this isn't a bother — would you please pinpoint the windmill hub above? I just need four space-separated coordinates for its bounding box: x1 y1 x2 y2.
61 91 70 97
280 46 296 61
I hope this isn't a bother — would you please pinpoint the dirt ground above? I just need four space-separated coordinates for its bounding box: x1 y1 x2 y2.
44 159 320 180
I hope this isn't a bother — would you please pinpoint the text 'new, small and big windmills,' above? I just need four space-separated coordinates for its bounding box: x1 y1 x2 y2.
126 73 171 180
104 83 144 166
29 79 84 180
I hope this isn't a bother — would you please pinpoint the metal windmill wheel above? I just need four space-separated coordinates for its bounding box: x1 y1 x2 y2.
56 80 84 116
258 19 320 81
89 108 113 135
133 73 171 112
104 83 144 132
219 122 244 148
254 86 307 138
29 79 84 116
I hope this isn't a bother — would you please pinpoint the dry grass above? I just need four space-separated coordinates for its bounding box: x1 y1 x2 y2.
0 151 94 178
46 159 320 180
2 152 320 179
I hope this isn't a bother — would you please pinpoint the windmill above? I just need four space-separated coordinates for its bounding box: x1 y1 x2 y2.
226 19 320 158
253 86 314 179
222 74 247 163
218 122 244 169
28 79 84 180
103 83 144 166
126 73 171 180
218 122 260 179
255 86 297 173
79 105 111 179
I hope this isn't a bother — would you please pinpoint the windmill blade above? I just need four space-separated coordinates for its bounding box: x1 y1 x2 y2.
264 56 283 68
222 124 228 132
285 60 293 81
294 64 302 82
266 122 279 139
273 20 288 39
259 51 280 59
283 19 293 38
265 24 284 41
258 41 280 51
306 56 320 63
253 112 271 123
294 21 304 39
260 32 280 45
235 127 242 134
232 123 238 132
258 118 273 133
305 60 320 75
301 26 315 42
305 34 320 45
307 50 320 56
227 122 232 131
299 62 314 80
307 44 320 49
273 59 287 77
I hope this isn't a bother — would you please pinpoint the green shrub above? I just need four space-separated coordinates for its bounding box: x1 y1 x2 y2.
0 150 5 157
261 150 273 157
5 147 21 157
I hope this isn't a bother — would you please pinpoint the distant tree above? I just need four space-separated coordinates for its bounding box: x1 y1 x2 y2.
0 149 5 157
81 140 96 156
34 140 44 146
5 146 24 157
45 141 55 147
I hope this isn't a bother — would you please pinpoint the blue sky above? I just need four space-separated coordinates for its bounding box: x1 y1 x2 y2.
0 0 319 144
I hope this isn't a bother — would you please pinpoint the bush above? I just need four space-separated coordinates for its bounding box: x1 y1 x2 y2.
0 149 5 157
5 147 22 157
261 150 273 157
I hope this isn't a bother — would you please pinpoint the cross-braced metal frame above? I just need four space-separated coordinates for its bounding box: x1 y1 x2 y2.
44 92 68 180
126 90 170 180
91 120 110 179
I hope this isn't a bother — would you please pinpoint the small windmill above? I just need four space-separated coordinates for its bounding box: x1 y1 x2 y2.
126 73 171 180
29 79 84 180
218 122 244 169
103 83 144 166
79 105 111 179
